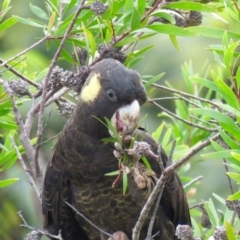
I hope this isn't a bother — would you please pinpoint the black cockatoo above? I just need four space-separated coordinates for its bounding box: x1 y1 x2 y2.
42 59 191 240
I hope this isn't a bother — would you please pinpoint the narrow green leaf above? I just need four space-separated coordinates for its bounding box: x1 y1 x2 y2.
82 26 96 57
231 152 240 162
226 172 240 184
136 0 145 16
133 45 155 58
131 7 141 30
162 128 172 149
213 77 239 108
150 10 175 24
144 72 165 88
147 24 197 37
228 191 240 200
2 0 11 10
165 1 216 12
104 117 121 143
124 0 133 12
141 156 152 171
212 193 226 206
64 0 77 14
187 26 240 39
235 66 240 91
219 129 239 149
13 16 44 27
152 123 164 142
105 170 120 176
169 35 181 52
47 11 56 32
115 36 138 47
190 76 218 92
29 3 48 19
0 120 18 129
0 17 17 32
0 178 19 188
123 171 128 195
206 198 219 226
225 221 237 240
213 51 225 68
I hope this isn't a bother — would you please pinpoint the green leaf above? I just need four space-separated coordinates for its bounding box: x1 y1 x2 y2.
190 76 218 92
131 7 141 30
29 3 48 19
150 10 175 24
82 26 96 57
202 149 240 165
187 26 240 39
105 170 120 176
0 178 19 188
124 0 134 12
141 156 152 171
0 119 18 129
169 35 181 52
147 24 198 37
236 66 240 91
115 36 138 47
191 108 240 140
228 191 240 200
136 0 145 17
0 17 17 32
224 41 240 76
47 11 56 32
212 193 226 206
2 0 11 10
162 128 172 149
226 172 240 184
165 1 216 12
152 123 164 142
144 72 165 88
204 198 219 226
212 76 239 109
231 152 240 162
123 171 128 195
225 221 237 240
64 0 77 14
104 117 121 143
219 129 239 149
13 16 44 27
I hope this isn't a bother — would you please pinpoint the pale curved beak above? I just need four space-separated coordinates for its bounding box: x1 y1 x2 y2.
110 99 140 136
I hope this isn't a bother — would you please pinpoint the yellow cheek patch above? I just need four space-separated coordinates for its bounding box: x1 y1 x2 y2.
80 73 102 103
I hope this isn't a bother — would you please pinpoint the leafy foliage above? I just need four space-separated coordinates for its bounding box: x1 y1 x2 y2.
1 0 240 239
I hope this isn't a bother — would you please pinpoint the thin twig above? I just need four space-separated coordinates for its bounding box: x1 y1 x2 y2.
157 145 164 172
44 87 70 107
0 36 48 68
18 211 63 240
64 201 112 238
184 176 203 189
3 82 38 180
148 99 219 132
142 81 219 107
168 140 176 166
10 136 41 201
0 58 39 88
40 133 61 147
146 191 163 239
34 2 89 184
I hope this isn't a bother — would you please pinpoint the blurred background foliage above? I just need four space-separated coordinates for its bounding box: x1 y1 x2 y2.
1 0 240 239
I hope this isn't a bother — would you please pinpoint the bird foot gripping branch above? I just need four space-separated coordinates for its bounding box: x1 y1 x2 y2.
112 140 158 195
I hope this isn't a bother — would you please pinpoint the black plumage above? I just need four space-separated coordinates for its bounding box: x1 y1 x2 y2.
42 59 191 240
